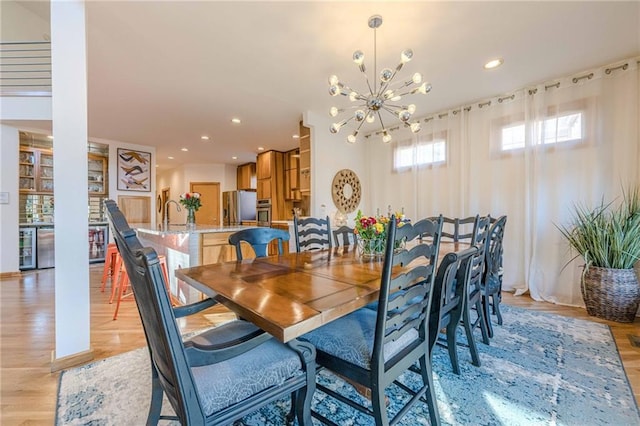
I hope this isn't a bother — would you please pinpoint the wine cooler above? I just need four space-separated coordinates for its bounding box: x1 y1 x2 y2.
19 227 36 270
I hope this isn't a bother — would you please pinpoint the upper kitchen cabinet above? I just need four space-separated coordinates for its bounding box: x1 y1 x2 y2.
299 123 311 193
88 154 107 195
256 150 287 219
19 147 53 194
284 149 301 201
236 162 256 190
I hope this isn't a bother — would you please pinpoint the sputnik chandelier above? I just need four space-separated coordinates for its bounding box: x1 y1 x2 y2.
328 14 431 144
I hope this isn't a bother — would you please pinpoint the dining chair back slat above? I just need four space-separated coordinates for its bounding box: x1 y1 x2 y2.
332 225 354 247
228 227 290 260
294 215 331 252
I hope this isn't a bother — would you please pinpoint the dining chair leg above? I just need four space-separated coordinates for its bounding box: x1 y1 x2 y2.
113 262 131 320
418 356 441 426
477 298 491 345
483 296 495 338
446 320 461 374
108 253 123 304
371 384 389 426
494 292 503 325
462 306 481 367
100 243 118 293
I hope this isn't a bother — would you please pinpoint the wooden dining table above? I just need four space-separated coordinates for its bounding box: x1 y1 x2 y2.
176 241 464 343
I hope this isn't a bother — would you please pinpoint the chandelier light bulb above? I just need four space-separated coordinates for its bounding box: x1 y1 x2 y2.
328 75 339 85
355 110 365 121
329 85 341 96
398 110 412 122
349 91 359 102
353 50 365 65
416 82 432 95
410 122 421 133
382 132 392 143
391 94 402 102
330 122 343 134
366 112 375 123
383 89 394 99
407 104 416 114
380 68 393 83
400 49 414 64
347 133 357 143
329 107 339 117
412 73 422 84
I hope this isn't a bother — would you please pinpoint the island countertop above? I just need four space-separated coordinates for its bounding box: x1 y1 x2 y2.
132 223 257 236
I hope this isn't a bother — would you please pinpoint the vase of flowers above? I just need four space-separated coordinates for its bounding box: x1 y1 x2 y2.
354 210 411 258
179 192 201 228
355 211 386 258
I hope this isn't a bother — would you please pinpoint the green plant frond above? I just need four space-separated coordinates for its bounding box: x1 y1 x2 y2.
556 185 640 270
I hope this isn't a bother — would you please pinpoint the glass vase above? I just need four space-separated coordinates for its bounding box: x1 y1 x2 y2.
186 208 196 228
358 236 385 259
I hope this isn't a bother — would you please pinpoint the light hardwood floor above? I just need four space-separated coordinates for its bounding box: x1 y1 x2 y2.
1 265 638 425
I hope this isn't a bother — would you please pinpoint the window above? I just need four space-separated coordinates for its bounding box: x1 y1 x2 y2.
500 111 584 151
394 134 446 171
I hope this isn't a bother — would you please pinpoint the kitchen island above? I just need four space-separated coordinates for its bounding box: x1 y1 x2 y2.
134 223 258 303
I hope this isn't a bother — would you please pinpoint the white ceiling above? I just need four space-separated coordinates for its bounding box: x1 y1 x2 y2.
9 1 640 170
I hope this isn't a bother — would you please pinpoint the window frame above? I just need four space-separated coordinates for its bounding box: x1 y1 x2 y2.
393 130 448 172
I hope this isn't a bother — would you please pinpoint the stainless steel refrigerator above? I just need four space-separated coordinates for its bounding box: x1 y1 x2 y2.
222 190 257 225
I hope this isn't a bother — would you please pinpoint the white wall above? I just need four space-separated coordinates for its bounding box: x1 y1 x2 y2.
0 126 20 273
305 110 368 226
157 162 235 224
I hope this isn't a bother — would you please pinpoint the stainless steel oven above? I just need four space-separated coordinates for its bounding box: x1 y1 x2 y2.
256 199 271 227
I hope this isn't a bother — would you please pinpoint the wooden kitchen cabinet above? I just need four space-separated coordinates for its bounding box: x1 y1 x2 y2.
88 154 107 195
236 162 256 190
299 123 311 193
257 151 273 179
19 148 54 194
257 178 271 200
284 149 301 201
201 231 260 263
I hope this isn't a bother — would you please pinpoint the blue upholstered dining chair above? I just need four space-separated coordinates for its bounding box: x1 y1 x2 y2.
482 215 507 337
293 215 331 252
104 200 316 426
228 227 290 260
300 216 443 425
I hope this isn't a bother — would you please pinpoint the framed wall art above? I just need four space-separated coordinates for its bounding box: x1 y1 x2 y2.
117 148 151 192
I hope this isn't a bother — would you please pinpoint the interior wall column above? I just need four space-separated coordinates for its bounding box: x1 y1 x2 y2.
50 0 93 369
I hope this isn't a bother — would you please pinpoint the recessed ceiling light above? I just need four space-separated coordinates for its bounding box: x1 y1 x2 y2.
168 156 174 160
201 135 210 140
181 148 188 152
232 156 238 160
484 58 504 70
257 147 264 151
231 118 241 124
292 134 299 139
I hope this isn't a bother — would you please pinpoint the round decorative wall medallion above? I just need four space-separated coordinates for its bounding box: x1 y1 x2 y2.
331 169 361 213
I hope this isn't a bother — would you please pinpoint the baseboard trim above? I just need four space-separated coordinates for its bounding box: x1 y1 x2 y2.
51 348 94 372
0 271 22 279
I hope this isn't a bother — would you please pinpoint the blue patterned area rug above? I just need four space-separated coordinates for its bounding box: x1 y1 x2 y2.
56 305 639 425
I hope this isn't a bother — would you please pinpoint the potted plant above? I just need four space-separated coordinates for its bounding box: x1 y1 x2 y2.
559 187 640 322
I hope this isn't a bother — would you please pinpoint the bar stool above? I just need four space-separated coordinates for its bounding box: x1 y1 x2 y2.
100 243 118 294
113 254 171 320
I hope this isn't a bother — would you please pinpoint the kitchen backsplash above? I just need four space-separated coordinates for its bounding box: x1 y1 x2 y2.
19 194 108 223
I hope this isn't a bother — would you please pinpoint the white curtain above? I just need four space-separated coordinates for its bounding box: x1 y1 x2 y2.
367 57 639 307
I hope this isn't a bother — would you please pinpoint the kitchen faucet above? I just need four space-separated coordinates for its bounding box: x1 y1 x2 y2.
163 199 181 229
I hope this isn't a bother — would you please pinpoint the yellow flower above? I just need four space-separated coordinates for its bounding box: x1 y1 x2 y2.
374 223 384 234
